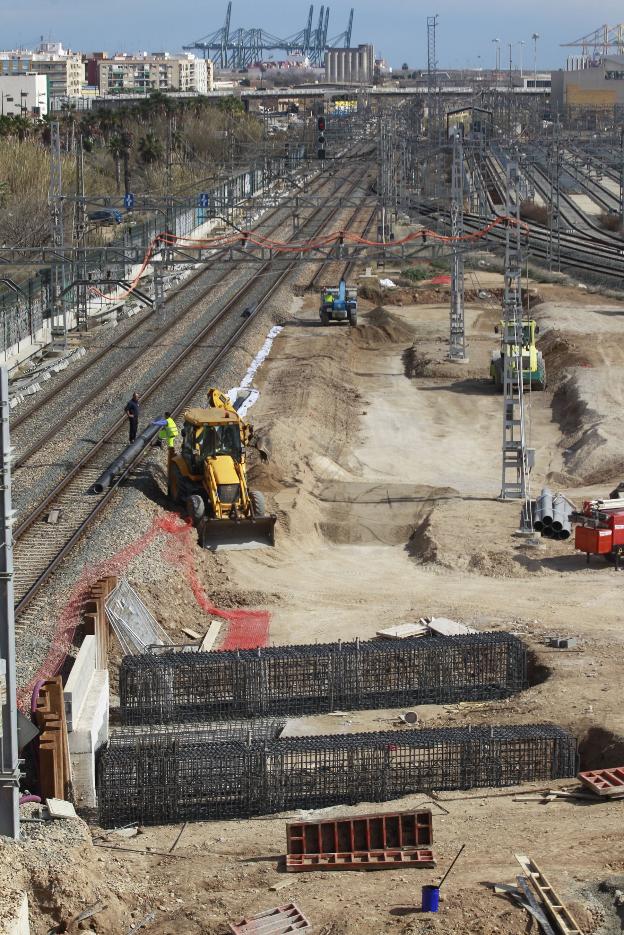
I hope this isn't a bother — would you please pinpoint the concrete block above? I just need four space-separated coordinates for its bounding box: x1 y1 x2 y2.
64 636 96 731
0 892 30 935
68 670 109 808
546 637 578 649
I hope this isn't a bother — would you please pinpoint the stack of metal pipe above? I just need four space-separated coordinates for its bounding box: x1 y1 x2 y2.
532 488 572 540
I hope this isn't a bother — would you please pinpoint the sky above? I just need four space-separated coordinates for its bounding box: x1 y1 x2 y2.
4 0 624 70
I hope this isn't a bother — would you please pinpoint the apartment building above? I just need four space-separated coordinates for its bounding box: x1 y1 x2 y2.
96 53 212 95
0 42 84 101
0 74 48 116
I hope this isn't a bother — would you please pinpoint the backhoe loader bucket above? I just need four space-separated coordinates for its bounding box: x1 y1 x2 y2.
197 514 277 551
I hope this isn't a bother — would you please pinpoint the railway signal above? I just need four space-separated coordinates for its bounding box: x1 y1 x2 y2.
317 116 326 160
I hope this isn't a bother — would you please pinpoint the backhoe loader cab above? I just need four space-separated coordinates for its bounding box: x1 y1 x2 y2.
168 403 276 550
490 318 546 391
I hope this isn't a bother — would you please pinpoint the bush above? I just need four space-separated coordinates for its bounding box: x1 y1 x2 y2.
520 200 550 226
403 265 431 282
598 211 623 234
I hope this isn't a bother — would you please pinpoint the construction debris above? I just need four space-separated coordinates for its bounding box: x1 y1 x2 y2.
515 855 585 935
578 766 624 798
285 810 435 872
375 617 476 639
105 578 172 654
546 637 578 650
375 622 429 639
199 620 222 651
181 627 201 641
45 798 77 819
229 903 311 934
495 878 557 935
427 618 478 636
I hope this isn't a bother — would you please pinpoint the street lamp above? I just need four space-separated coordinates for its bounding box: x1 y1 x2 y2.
517 40 525 79
532 33 540 88
492 38 501 84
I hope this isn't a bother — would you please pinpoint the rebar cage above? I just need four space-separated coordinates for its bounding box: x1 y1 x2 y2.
119 633 528 725
98 723 577 827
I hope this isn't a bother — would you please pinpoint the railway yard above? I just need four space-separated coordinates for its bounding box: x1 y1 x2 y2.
3 109 624 935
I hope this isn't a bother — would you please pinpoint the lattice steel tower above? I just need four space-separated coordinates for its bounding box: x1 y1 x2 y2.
500 161 533 510
427 15 440 144
73 135 89 332
449 132 466 360
49 121 67 348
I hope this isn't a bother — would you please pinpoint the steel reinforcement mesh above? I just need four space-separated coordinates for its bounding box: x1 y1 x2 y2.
97 724 577 827
119 633 527 725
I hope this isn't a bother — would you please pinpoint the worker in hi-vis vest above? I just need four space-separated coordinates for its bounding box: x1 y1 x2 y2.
159 411 179 449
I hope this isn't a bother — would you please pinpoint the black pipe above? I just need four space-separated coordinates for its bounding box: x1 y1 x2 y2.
91 422 162 494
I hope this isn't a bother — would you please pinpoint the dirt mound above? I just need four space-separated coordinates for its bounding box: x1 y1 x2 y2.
553 369 624 483
406 512 439 562
355 306 416 347
539 328 592 384
403 344 434 378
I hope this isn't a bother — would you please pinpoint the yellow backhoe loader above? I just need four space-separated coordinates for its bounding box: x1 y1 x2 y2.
168 388 276 549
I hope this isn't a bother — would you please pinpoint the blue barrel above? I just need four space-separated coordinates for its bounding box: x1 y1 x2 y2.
421 885 440 913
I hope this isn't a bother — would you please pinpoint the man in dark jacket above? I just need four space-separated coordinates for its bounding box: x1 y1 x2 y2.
124 392 140 443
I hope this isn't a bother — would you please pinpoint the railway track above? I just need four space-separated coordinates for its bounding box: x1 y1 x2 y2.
462 147 624 282
10 155 376 528
307 201 377 290
13 162 374 621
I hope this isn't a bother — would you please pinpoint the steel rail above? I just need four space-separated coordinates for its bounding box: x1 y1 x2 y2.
13 165 373 617
11 167 356 467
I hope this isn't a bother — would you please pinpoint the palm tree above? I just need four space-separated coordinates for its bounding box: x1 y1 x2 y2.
108 135 124 191
138 132 163 164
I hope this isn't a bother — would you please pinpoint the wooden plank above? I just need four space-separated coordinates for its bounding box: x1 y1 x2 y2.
515 855 584 935
181 627 201 641
516 876 557 935
199 620 222 652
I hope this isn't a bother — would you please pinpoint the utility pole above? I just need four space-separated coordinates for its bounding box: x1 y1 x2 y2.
532 33 540 88
0 367 19 839
500 160 533 509
49 121 67 350
164 115 176 269
547 118 561 272
74 135 88 332
619 128 624 224
449 132 467 361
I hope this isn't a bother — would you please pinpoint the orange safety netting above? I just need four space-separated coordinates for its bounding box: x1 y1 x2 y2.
90 215 526 304
17 513 270 711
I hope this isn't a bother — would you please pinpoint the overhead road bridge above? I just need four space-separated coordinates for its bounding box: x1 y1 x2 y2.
56 83 550 112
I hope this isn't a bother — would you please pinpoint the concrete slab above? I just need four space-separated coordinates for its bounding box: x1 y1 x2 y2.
428 617 477 636
64 636 96 731
376 623 429 639
46 797 77 819
69 669 109 808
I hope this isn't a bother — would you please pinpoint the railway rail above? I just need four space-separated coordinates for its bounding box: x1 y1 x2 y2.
10 153 376 530
12 161 375 622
